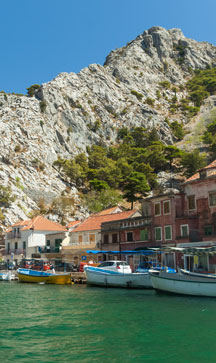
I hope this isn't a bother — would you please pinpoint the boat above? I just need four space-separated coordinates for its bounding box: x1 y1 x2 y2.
0 271 16 281
85 265 152 288
149 269 216 297
180 269 216 278
17 268 71 285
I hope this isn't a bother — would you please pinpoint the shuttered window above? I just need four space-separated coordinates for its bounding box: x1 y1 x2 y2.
140 229 148 241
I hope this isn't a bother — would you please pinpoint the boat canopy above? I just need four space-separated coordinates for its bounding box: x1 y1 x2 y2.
164 246 216 255
86 249 158 255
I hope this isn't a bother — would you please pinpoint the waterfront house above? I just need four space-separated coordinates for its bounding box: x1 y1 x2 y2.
61 206 140 265
141 160 216 270
4 216 67 266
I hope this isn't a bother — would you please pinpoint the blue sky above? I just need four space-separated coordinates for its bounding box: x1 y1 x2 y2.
1 0 215 94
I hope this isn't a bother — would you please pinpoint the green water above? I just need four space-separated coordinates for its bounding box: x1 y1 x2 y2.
1 283 216 363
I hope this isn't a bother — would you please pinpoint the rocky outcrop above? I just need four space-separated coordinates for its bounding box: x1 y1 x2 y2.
0 26 216 226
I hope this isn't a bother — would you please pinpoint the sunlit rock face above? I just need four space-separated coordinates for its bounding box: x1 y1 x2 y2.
1 26 216 225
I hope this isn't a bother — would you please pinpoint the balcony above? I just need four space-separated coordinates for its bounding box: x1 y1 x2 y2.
39 247 60 253
102 217 152 232
4 249 26 256
6 232 21 240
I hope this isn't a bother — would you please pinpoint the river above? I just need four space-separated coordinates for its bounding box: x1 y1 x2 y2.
1 282 216 362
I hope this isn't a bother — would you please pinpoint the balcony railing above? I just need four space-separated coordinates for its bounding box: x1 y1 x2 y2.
6 232 21 240
39 247 60 253
4 249 26 256
102 218 152 232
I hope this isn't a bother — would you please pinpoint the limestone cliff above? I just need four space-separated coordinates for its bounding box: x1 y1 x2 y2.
1 26 216 226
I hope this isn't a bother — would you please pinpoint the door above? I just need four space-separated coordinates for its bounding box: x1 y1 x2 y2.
184 255 194 271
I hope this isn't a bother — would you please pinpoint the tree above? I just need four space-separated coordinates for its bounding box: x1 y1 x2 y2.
164 145 182 169
123 171 150 209
87 145 109 169
181 150 206 177
81 189 122 213
89 179 109 192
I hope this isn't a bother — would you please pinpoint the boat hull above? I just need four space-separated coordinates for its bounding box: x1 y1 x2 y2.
0 272 15 281
17 269 71 285
85 266 152 288
150 271 216 297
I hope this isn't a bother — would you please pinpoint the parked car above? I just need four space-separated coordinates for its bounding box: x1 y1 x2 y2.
97 261 132 273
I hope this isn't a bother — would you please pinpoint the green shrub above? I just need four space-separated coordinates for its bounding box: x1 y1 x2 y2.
27 84 40 97
40 101 47 113
159 81 170 89
131 90 143 100
156 90 161 99
14 145 21 152
187 67 216 106
170 121 185 140
145 97 155 106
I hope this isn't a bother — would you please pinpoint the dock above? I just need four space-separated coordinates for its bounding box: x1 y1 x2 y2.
70 272 86 284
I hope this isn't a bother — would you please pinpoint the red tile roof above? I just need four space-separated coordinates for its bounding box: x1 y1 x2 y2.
67 221 81 228
73 210 140 232
95 206 122 216
184 160 216 183
19 216 67 232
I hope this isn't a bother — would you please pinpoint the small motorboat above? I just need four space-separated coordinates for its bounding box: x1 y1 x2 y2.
0 271 16 281
17 268 71 285
85 265 152 289
149 269 216 297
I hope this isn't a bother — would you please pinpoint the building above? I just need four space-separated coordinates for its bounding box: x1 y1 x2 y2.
141 160 216 269
99 160 216 271
4 216 67 265
61 207 140 265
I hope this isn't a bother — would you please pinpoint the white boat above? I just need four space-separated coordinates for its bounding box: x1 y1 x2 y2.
180 269 216 278
149 269 216 297
0 271 16 281
85 265 152 288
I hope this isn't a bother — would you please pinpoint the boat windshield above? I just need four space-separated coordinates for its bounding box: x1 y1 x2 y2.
116 262 130 266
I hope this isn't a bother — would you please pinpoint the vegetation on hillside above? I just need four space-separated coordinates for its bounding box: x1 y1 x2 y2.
53 126 208 211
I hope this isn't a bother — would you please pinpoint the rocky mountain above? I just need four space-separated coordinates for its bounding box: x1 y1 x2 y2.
1 26 216 227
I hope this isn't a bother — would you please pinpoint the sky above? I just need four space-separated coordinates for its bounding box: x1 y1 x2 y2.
1 0 216 94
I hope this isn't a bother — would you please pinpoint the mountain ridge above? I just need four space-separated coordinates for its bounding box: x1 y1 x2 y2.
1 26 216 227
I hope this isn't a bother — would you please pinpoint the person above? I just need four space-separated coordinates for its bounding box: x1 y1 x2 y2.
50 264 55 274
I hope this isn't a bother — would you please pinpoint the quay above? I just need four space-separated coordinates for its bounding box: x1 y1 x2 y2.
70 272 86 284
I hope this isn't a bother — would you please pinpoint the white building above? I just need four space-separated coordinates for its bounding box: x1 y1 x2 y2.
4 216 67 265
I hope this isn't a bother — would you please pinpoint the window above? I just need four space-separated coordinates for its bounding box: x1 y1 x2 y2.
89 234 95 243
78 235 83 243
23 241 26 250
164 225 172 240
15 242 18 250
127 232 133 242
163 200 171 215
155 227 162 241
209 192 216 207
46 240 50 246
188 195 196 210
103 234 109 244
7 243 10 253
55 239 62 252
154 203 161 216
112 234 118 243
204 226 213 236
55 239 62 247
181 225 189 237
140 229 148 241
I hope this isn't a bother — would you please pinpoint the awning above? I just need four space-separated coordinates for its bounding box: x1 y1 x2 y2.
164 246 216 255
86 249 158 255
